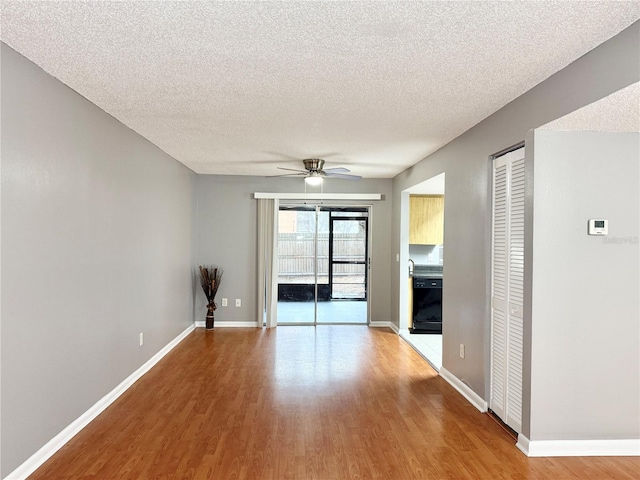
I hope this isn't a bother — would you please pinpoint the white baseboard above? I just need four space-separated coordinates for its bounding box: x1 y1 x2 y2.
4 324 195 480
439 367 488 413
196 321 396 330
195 320 260 328
368 321 399 334
517 434 640 457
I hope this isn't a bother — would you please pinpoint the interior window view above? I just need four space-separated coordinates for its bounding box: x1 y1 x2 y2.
277 206 369 325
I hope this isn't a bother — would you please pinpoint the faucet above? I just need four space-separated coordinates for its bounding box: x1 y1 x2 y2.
408 258 415 276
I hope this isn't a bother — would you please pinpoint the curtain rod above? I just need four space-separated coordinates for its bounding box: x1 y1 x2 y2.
254 193 383 200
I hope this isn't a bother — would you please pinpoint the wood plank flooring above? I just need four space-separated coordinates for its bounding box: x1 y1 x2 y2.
29 326 638 479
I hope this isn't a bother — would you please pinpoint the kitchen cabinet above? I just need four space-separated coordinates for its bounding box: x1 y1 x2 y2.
409 195 444 245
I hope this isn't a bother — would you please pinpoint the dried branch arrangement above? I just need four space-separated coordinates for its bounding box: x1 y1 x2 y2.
199 265 223 328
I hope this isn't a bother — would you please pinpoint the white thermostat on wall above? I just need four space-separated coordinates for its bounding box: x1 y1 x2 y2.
588 219 608 235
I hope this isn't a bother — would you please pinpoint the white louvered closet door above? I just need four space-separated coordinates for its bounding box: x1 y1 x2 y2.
490 147 525 433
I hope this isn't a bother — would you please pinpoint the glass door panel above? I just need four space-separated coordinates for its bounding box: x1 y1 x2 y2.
316 210 330 297
278 206 369 325
317 213 368 324
329 218 367 300
277 207 317 324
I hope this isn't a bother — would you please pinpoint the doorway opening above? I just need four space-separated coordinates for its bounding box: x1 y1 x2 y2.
277 205 369 325
400 173 445 371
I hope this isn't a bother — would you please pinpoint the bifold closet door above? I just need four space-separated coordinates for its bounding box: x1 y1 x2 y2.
490 147 525 433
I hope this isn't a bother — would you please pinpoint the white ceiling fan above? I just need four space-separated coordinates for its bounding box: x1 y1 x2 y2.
270 159 362 185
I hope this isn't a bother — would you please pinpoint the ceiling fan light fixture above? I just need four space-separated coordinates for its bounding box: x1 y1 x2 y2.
304 174 324 186
271 158 359 182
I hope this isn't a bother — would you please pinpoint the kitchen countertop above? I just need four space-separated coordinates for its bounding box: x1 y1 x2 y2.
410 265 443 279
411 272 443 278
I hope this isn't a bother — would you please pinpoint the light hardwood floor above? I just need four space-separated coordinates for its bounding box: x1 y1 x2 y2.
29 326 638 479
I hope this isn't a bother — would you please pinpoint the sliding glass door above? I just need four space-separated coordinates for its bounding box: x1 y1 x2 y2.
277 205 369 325
277 206 320 324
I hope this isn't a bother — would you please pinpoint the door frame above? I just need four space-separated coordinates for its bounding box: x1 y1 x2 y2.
276 202 373 326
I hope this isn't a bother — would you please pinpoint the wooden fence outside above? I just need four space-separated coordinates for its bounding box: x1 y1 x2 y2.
278 232 365 278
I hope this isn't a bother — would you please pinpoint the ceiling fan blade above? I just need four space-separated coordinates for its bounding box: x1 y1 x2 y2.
323 167 350 174
325 173 362 181
277 167 307 173
267 172 307 178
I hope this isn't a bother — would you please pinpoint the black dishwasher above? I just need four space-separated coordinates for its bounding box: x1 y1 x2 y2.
411 276 443 334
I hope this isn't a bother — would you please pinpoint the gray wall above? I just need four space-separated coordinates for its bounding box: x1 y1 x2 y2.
391 21 639 401
1 44 196 477
2 20 638 476
196 175 393 324
526 131 639 440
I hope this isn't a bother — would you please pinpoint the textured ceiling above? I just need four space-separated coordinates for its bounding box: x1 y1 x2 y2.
1 2 639 178
540 82 640 132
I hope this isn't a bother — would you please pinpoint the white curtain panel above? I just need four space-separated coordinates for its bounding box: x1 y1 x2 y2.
257 198 279 328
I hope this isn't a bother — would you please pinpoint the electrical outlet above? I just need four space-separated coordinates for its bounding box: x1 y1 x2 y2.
396 253 400 262
222 298 228 307
459 344 465 359
235 298 241 307
139 333 144 346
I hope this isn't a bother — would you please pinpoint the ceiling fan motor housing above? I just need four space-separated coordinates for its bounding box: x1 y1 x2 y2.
303 158 325 172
